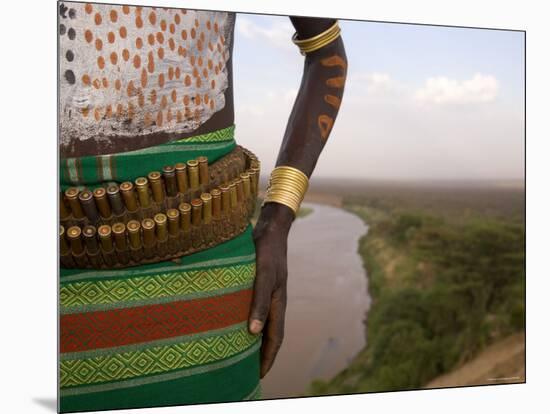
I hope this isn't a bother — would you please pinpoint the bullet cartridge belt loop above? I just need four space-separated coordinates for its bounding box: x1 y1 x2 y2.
60 145 260 270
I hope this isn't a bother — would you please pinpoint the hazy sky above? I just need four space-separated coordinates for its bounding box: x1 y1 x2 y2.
232 14 525 180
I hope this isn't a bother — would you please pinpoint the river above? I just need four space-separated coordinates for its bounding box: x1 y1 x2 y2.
260 202 371 398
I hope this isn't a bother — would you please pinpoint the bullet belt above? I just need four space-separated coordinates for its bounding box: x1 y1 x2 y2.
60 145 260 270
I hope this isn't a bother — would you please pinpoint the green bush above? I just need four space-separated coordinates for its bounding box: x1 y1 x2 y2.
312 201 525 395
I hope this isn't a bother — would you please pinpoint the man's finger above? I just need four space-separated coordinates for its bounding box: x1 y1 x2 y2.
260 288 287 378
248 263 276 334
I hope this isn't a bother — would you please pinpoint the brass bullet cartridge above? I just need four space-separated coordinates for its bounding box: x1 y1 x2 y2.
250 167 260 194
127 219 142 262
163 166 179 209
82 225 99 253
112 222 129 265
200 193 213 245
135 177 152 208
83 225 104 267
187 160 200 190
178 202 192 251
141 218 156 247
175 163 188 194
211 188 222 220
162 166 178 197
67 226 84 255
178 203 191 232
154 213 168 242
98 225 114 252
200 193 212 224
79 190 100 223
106 185 125 216
235 178 244 204
65 188 85 219
191 198 204 248
154 213 168 256
93 187 112 219
229 182 238 210
112 222 127 251
197 156 209 186
240 173 251 199
220 185 230 216
98 224 116 266
127 220 142 249
120 182 138 212
142 218 156 259
166 209 180 254
229 182 239 235
67 225 87 267
191 198 203 226
148 171 165 203
166 209 180 236
248 169 257 196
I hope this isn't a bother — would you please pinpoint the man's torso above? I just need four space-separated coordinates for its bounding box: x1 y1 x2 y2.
59 3 236 158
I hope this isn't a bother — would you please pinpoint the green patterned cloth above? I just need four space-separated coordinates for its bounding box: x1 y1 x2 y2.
60 125 236 189
59 126 262 412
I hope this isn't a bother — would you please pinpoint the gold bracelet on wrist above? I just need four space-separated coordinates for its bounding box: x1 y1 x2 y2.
291 21 341 55
263 166 309 216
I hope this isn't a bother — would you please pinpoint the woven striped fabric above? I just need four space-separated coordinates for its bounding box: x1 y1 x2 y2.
59 125 262 412
60 226 261 412
60 125 236 189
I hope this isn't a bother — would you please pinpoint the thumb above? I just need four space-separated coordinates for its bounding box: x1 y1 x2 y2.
248 266 275 335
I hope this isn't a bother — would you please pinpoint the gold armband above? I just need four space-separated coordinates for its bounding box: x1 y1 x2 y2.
292 21 341 55
263 166 309 216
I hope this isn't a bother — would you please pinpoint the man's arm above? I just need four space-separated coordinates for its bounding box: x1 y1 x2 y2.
248 16 348 378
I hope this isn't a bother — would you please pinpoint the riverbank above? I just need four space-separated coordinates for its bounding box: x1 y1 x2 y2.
425 331 525 388
307 185 525 395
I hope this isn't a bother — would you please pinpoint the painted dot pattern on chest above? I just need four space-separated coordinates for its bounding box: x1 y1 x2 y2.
59 2 234 147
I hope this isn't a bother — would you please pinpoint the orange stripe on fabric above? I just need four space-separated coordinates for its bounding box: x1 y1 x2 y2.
60 288 253 353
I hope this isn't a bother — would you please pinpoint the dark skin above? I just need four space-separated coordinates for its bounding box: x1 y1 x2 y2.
60 14 347 380
250 17 347 378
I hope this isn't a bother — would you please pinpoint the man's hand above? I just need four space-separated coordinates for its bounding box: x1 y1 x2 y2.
249 202 294 378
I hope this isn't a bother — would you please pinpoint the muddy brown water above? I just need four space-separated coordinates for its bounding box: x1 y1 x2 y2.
260 203 371 398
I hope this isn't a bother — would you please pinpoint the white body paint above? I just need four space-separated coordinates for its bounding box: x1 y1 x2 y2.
59 3 234 147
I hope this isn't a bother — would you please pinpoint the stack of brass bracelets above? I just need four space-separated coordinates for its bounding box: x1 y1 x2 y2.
60 146 260 269
291 21 341 55
263 166 309 217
